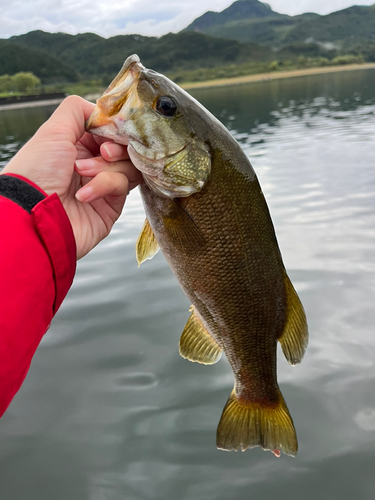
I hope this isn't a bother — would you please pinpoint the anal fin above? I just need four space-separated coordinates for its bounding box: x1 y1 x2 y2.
279 272 308 366
179 306 222 365
136 218 160 267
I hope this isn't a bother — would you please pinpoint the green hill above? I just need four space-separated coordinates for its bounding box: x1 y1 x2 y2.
0 40 79 83
277 42 337 60
4 30 273 80
283 5 375 49
199 16 297 45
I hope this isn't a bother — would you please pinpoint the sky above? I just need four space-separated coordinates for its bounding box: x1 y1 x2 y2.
0 0 374 39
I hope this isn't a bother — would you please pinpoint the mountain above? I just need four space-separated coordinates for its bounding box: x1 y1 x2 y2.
182 0 321 46
183 0 285 33
182 0 375 50
283 5 375 49
3 30 273 81
196 17 295 45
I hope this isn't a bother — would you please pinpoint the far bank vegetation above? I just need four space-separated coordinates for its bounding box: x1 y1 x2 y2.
168 54 365 84
0 27 372 99
0 72 41 96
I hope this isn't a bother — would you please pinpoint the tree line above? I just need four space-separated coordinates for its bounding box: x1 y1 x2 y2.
0 72 41 94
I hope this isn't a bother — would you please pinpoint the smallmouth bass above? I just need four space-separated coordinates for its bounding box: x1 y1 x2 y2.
86 55 308 457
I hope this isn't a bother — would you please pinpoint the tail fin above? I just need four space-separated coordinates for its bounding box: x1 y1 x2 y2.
216 388 298 457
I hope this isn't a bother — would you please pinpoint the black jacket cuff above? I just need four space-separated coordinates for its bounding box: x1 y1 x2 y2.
0 175 46 213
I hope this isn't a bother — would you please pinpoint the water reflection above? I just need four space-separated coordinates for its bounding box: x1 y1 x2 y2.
0 105 58 168
197 70 375 135
0 69 375 499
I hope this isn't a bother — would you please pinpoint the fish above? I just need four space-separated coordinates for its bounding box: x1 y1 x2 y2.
86 54 308 457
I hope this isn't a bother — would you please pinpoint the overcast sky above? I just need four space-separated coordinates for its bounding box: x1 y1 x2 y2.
1 0 374 39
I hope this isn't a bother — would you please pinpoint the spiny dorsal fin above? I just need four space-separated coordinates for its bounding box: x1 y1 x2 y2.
136 218 160 267
179 305 222 365
279 272 308 366
216 387 298 457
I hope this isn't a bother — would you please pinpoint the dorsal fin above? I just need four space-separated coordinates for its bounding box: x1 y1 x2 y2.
179 306 222 365
136 218 160 267
278 272 308 366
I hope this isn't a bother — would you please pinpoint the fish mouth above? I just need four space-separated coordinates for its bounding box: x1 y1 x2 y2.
85 54 144 133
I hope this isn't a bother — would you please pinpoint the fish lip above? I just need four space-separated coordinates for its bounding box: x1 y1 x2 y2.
86 54 144 133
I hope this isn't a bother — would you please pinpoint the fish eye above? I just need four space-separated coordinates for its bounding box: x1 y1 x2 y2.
156 96 177 117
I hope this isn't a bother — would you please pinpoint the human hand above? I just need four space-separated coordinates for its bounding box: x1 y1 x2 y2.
1 95 142 259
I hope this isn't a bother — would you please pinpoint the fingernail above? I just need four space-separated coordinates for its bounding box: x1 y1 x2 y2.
103 143 123 159
76 159 95 170
76 186 94 202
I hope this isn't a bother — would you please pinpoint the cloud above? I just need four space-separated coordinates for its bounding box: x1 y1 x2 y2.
0 0 231 38
0 0 375 39
266 0 375 16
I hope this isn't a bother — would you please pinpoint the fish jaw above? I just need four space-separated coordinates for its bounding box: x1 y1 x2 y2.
85 107 129 145
86 54 212 198
85 54 177 162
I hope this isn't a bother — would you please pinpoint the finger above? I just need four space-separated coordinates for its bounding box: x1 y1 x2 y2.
100 142 129 161
37 95 95 144
76 136 115 160
76 171 129 210
78 172 140 193
78 132 103 156
75 156 143 185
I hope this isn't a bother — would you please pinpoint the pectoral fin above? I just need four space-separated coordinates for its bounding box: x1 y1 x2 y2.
278 272 308 366
163 200 206 251
136 218 160 267
179 306 222 365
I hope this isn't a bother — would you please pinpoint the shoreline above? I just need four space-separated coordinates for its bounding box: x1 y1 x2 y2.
1 63 375 110
0 97 65 111
181 63 375 90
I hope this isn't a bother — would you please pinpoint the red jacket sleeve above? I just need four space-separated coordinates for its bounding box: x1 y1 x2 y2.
0 174 76 417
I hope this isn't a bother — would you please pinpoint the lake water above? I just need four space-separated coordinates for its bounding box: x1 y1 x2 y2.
0 69 375 499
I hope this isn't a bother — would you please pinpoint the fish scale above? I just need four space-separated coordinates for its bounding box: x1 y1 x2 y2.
142 158 287 409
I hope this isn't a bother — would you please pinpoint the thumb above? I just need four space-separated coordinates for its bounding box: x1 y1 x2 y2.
37 95 95 145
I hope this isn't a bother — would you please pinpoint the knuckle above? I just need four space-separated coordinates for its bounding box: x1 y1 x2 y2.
63 95 83 107
98 170 113 184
